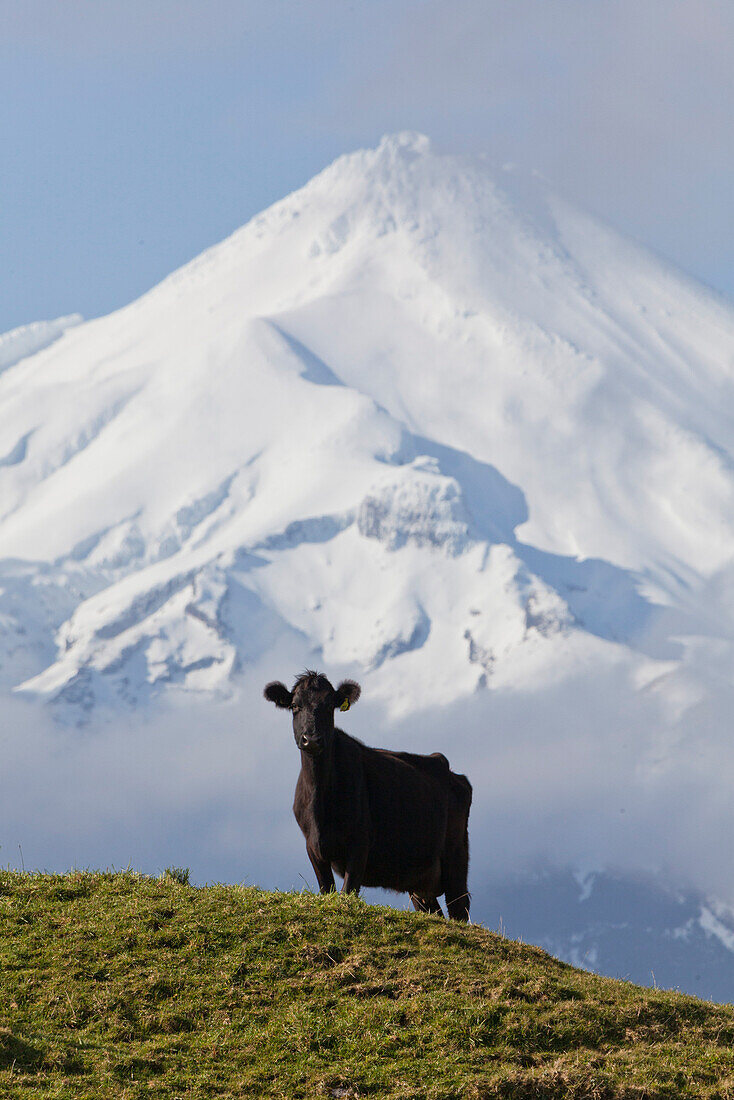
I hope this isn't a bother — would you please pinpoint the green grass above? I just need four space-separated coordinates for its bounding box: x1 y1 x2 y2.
2 872 734 1098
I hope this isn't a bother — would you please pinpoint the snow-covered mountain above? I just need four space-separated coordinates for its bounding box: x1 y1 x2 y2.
3 132 733 722
3 133 734 998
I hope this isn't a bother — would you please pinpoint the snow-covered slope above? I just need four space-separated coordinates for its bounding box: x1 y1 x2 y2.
0 313 83 378
2 133 733 725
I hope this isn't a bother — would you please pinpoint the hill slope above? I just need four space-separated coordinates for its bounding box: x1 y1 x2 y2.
2 872 734 1099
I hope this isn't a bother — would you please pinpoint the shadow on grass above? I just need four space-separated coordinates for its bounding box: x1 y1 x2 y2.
0 1029 44 1072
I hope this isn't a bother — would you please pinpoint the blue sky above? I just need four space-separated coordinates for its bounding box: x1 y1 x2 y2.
2 0 733 334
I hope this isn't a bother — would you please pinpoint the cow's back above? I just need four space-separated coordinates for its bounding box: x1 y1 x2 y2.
385 748 472 825
356 742 452 892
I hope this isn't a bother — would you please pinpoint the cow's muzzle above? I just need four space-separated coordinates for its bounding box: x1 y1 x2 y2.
299 734 323 755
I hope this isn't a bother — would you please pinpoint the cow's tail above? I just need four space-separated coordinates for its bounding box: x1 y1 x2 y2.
443 771 472 921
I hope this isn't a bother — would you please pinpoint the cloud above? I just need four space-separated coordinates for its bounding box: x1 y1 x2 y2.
0 678 299 886
5 630 734 915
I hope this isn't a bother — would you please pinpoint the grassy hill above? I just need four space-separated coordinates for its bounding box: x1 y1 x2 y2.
2 872 734 1098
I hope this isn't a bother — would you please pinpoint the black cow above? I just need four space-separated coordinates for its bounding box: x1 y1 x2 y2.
263 670 472 920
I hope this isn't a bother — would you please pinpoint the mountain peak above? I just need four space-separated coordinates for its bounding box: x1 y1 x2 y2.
1 137 734 726
376 130 433 157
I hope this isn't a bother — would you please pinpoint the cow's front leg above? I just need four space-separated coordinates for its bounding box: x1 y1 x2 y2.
341 848 368 896
307 845 336 894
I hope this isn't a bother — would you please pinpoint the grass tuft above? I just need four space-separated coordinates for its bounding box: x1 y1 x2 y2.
161 866 190 886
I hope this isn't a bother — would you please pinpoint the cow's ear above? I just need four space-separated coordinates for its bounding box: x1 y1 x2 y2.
264 681 293 709
334 680 361 712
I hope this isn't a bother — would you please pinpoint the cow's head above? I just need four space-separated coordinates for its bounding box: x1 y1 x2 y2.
264 670 361 756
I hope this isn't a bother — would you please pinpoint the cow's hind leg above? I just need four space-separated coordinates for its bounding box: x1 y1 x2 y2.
442 847 471 922
410 893 445 917
445 887 470 922
442 858 470 919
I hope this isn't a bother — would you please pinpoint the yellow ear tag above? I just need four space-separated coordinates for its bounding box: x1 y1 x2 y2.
340 699 350 712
